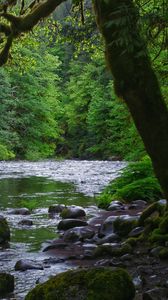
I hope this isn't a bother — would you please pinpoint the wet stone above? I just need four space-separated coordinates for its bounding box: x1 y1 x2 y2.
107 203 125 211
8 208 30 215
60 205 86 219
43 242 68 252
97 233 120 245
0 215 10 244
63 227 95 243
57 219 88 230
129 226 144 237
15 259 43 271
18 219 33 226
48 204 65 214
143 287 168 300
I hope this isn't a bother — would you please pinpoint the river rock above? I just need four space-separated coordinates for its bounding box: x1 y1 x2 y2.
0 273 14 296
60 205 86 219
99 216 117 237
15 259 43 271
143 287 168 300
158 199 167 206
25 267 135 300
57 219 88 230
48 204 65 214
63 227 95 243
8 208 30 215
128 226 144 237
107 201 125 211
113 215 138 237
129 200 147 210
97 233 120 245
0 215 10 244
18 219 33 226
43 242 68 252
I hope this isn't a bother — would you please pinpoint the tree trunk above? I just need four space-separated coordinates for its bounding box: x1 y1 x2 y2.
93 0 168 199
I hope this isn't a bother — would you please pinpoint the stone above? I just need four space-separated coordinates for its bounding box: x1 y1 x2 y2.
143 287 168 300
63 227 95 243
25 267 135 300
97 233 120 245
0 273 14 296
43 242 68 252
150 246 163 257
158 199 167 206
99 216 116 237
18 219 33 226
107 204 125 211
113 215 138 237
48 204 65 214
8 208 30 215
132 200 147 207
0 215 10 244
15 259 43 271
57 219 88 231
129 227 144 237
60 205 86 219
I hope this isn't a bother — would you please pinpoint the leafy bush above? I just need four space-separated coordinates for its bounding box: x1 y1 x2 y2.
0 144 15 161
97 157 163 207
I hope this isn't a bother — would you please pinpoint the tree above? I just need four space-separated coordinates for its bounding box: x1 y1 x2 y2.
0 0 168 199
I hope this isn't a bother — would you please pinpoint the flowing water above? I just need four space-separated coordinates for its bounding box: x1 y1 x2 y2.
0 160 126 299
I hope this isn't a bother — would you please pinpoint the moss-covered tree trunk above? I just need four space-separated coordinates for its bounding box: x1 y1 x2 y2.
93 0 168 200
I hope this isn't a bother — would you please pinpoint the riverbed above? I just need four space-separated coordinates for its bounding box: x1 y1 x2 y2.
0 160 126 299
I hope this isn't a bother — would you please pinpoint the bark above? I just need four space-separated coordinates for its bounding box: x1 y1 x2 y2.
93 0 168 200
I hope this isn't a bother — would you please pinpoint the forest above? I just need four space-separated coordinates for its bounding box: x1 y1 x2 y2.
0 0 168 299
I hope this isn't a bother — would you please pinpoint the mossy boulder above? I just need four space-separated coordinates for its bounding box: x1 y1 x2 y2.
25 267 135 300
0 215 10 244
113 216 138 237
0 273 14 296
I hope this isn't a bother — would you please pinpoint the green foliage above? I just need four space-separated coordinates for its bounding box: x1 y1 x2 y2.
0 144 15 160
97 157 163 206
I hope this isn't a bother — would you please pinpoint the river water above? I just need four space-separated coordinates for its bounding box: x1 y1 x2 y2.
0 160 126 299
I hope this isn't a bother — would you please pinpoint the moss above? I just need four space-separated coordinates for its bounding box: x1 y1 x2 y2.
25 267 135 300
93 243 132 258
126 236 142 246
113 218 137 237
159 216 168 234
149 228 168 244
138 202 164 226
0 273 14 295
159 247 168 259
0 216 10 244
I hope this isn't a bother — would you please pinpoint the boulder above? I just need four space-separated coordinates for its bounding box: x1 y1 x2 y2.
0 215 10 244
48 204 65 214
57 219 88 231
97 233 120 245
63 227 95 243
0 273 14 296
99 216 116 237
8 208 30 215
113 215 138 237
15 259 43 271
25 267 135 300
60 206 86 219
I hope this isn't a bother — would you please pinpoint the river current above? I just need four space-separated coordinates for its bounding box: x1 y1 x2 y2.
0 160 126 299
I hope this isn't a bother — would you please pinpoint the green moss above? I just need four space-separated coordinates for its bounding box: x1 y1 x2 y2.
126 236 142 246
0 273 14 295
159 216 168 234
93 243 132 258
60 208 69 219
149 228 168 244
159 247 168 259
25 267 135 300
113 218 137 237
0 217 10 244
138 202 164 226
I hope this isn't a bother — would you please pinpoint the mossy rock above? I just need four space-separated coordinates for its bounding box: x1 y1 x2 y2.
113 218 137 237
159 216 168 234
25 267 135 300
93 243 132 258
0 215 10 244
159 247 168 259
149 228 168 245
0 273 14 295
138 202 164 226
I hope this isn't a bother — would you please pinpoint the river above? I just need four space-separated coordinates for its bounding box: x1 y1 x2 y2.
0 160 126 299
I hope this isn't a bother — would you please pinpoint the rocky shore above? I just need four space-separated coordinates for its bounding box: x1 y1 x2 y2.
1 199 168 299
